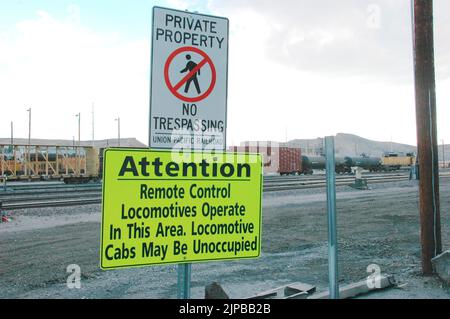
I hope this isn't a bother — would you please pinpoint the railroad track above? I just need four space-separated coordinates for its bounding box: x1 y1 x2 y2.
0 187 101 198
264 173 406 185
264 175 411 192
2 172 450 210
0 183 101 193
264 172 450 192
2 198 101 210
0 182 103 210
263 172 406 183
1 192 101 203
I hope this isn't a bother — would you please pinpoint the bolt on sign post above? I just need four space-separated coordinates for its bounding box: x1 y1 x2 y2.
100 149 263 296
325 136 339 299
149 7 229 151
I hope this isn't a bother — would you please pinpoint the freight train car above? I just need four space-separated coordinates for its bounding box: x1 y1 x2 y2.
0 144 156 183
0 144 99 183
229 144 304 175
351 155 383 172
301 156 325 171
335 156 353 174
381 152 416 171
301 155 353 174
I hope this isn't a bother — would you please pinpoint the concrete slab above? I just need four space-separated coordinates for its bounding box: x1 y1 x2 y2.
284 282 316 295
308 275 396 299
247 282 315 299
205 282 230 299
431 250 450 284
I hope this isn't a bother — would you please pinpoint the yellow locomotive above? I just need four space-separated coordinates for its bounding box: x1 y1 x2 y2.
381 152 416 171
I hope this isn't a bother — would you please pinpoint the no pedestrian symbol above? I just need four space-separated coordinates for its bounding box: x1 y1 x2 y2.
164 46 216 103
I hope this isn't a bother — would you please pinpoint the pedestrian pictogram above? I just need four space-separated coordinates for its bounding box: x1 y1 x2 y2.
181 54 201 94
164 46 216 103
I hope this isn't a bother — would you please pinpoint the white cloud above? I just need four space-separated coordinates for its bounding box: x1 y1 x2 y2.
206 0 450 146
0 8 150 144
166 0 207 12
1 1 449 148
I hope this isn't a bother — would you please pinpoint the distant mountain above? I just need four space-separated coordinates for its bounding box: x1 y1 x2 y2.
0 137 147 148
240 133 420 158
3 134 448 163
287 133 417 157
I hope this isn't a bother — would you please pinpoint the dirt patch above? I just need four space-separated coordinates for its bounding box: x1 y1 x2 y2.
0 179 449 298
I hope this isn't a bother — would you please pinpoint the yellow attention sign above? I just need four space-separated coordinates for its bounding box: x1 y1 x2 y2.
100 149 262 269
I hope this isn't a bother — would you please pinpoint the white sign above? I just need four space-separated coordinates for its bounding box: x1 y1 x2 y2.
150 6 229 150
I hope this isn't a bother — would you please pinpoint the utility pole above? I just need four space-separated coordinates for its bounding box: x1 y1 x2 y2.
10 121 13 145
115 117 121 146
76 113 81 174
27 108 31 145
75 112 81 146
412 0 442 274
26 108 31 176
92 103 95 147
390 135 393 153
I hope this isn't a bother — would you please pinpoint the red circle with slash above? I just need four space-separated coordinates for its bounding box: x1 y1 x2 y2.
164 46 216 103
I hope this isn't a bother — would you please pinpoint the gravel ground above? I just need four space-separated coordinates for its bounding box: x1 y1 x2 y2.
0 178 449 299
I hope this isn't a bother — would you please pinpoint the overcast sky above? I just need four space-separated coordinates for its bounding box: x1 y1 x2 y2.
1 0 449 146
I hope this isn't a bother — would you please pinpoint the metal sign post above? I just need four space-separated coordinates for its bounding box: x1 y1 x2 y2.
148 6 230 299
325 136 339 299
177 263 191 299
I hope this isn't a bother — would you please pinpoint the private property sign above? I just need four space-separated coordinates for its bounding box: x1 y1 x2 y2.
100 149 262 269
150 6 229 150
